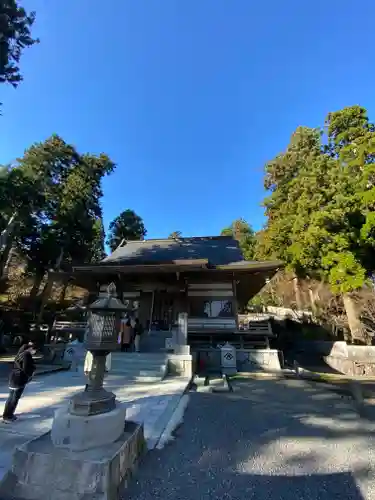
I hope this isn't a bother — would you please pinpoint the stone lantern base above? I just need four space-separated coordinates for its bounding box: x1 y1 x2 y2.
69 387 116 416
51 403 127 452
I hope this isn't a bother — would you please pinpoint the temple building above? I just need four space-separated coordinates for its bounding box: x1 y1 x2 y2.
68 236 281 351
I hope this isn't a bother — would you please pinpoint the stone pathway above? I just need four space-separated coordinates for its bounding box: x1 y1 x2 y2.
0 369 189 482
125 377 374 499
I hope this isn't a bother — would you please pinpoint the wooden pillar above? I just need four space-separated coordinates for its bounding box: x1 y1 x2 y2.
148 290 155 334
232 277 239 329
292 275 302 310
116 273 124 302
138 291 152 329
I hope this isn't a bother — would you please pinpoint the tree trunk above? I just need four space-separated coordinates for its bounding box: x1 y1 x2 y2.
342 292 363 343
29 273 44 302
36 275 55 327
308 287 317 315
0 239 13 279
59 281 69 304
292 275 302 311
0 212 17 248
36 249 64 327
1 244 17 279
0 212 18 279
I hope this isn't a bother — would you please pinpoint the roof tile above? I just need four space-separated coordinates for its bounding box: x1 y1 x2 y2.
103 236 245 266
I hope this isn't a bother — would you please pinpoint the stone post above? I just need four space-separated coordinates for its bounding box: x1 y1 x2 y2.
174 312 190 355
87 352 107 392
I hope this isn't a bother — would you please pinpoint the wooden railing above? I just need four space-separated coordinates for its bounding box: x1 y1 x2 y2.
187 318 274 350
50 320 86 342
52 321 87 332
42 343 67 364
238 320 274 337
188 317 236 332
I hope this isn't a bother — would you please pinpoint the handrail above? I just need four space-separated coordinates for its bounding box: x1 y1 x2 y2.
52 321 86 331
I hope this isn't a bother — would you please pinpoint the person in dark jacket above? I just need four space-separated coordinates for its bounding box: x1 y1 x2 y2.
16 342 32 355
2 342 36 423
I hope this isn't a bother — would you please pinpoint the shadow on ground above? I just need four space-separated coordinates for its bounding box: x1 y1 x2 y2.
125 378 373 500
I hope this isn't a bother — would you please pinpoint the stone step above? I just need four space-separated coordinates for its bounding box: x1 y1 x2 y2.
111 367 166 377
112 355 167 367
111 357 167 367
112 365 167 376
110 353 168 381
114 352 167 357
112 353 167 361
119 374 165 383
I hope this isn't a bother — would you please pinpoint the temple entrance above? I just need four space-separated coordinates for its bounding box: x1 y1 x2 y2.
151 292 173 330
134 290 185 352
150 291 186 331
137 290 186 332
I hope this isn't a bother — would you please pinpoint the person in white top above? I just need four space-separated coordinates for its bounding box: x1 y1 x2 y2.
84 351 112 391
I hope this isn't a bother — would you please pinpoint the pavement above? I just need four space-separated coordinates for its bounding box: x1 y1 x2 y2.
0 368 190 483
125 376 374 500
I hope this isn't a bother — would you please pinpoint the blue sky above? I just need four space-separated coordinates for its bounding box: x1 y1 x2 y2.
1 0 374 239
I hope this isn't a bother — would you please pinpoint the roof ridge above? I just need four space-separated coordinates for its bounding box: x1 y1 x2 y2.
123 235 234 244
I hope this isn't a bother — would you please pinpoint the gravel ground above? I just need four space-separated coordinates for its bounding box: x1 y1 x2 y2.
125 377 374 500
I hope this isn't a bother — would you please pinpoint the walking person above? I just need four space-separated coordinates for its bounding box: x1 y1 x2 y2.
133 318 143 353
84 351 112 391
2 342 36 423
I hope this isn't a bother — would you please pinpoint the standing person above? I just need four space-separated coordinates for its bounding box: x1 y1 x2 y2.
2 342 36 423
120 318 132 352
64 337 81 372
84 351 112 391
133 318 143 353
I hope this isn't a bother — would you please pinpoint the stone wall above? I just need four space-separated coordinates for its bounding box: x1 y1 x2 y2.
294 340 375 377
293 340 348 357
325 355 375 377
193 348 282 373
236 349 282 372
266 306 312 319
325 343 375 376
346 345 375 360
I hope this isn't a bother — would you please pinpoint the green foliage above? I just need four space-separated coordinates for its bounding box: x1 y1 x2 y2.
90 218 106 262
0 0 38 87
260 105 375 295
1 134 115 278
221 218 256 260
106 209 146 252
248 292 282 309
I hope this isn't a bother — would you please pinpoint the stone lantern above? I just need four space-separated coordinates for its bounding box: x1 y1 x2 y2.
69 282 127 417
1 283 145 500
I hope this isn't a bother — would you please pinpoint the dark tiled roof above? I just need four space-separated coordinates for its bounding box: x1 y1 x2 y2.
102 236 248 266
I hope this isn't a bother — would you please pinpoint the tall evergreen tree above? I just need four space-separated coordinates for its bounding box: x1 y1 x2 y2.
259 106 375 342
106 209 146 252
0 135 115 316
221 218 256 260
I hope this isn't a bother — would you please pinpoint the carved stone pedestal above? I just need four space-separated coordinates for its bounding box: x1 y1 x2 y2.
51 403 127 452
0 421 145 500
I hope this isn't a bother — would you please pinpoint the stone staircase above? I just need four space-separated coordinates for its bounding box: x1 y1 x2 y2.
111 352 168 382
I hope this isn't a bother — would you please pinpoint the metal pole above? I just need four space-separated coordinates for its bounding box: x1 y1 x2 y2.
148 290 155 334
